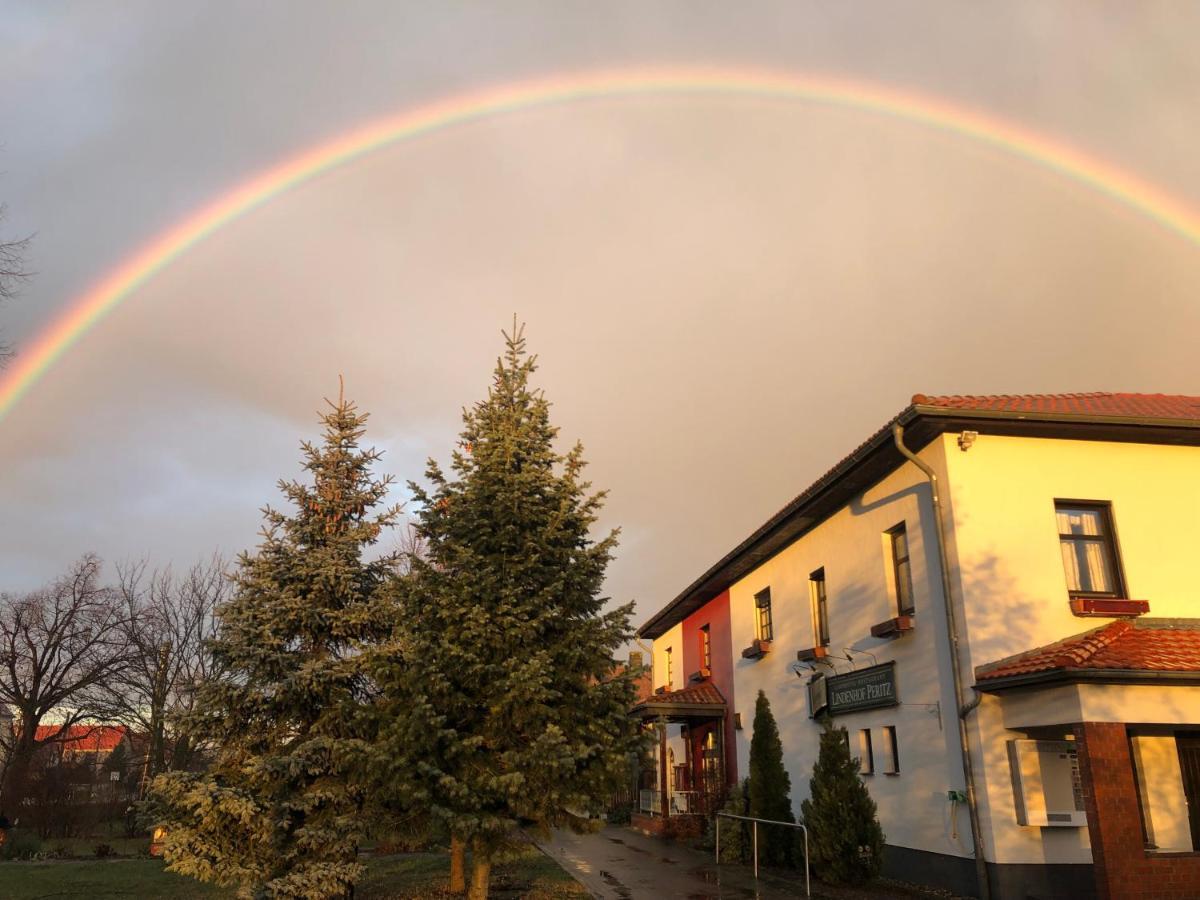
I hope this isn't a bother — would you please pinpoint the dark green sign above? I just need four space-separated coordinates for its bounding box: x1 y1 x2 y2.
827 662 898 715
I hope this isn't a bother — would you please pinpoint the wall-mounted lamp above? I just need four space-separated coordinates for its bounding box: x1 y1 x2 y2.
957 430 979 452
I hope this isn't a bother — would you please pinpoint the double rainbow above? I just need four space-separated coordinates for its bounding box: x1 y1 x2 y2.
4 67 1199 423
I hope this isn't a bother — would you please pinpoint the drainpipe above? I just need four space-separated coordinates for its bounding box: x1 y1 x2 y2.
893 425 990 900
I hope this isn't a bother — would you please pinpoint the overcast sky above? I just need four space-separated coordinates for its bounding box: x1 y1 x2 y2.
3 3 1200 622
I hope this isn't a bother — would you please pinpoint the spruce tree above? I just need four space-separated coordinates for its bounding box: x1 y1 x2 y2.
149 389 399 899
747 690 796 867
800 720 885 884
376 323 641 899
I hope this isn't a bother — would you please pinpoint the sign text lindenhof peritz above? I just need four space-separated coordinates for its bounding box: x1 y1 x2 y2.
826 661 899 715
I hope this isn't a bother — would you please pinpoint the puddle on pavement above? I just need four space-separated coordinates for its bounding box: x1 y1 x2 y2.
599 869 634 899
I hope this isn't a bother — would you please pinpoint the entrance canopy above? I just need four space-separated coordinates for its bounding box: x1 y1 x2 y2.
631 682 726 724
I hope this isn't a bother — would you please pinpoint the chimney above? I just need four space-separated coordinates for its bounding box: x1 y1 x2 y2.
628 651 644 672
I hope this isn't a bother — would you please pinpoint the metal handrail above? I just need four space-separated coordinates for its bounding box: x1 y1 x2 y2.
715 812 810 898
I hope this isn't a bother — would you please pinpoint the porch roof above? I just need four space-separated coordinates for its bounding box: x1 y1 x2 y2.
975 618 1200 692
631 681 727 721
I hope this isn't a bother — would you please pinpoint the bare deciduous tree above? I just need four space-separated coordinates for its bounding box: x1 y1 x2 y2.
0 555 131 810
0 201 31 368
108 555 228 792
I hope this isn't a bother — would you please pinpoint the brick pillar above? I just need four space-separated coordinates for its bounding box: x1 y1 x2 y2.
1074 722 1200 900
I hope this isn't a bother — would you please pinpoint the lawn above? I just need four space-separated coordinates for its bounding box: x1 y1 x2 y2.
0 846 586 899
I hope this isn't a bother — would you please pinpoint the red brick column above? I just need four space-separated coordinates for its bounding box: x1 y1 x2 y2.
1075 722 1200 900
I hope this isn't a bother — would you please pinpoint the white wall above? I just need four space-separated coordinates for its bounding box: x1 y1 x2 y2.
728 434 975 860
943 434 1200 866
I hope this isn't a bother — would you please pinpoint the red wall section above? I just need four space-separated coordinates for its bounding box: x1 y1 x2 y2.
681 590 738 785
1075 722 1200 900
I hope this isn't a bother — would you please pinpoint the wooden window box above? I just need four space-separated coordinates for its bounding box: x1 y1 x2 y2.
796 646 829 663
870 615 914 639
1069 597 1149 618
741 638 772 659
688 666 712 683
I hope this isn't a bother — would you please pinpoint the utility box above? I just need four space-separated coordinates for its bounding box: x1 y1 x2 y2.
1007 739 1087 827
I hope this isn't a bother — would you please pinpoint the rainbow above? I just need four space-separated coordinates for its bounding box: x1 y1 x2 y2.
4 66 1200 423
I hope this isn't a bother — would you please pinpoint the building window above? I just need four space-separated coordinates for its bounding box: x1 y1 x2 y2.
883 726 900 774
665 647 673 687
755 588 773 642
889 523 915 616
700 625 711 670
859 729 874 775
1056 501 1125 598
810 568 829 647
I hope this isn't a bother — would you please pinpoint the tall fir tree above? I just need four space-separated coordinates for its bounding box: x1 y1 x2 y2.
149 389 400 899
747 689 796 867
376 323 641 899
800 720 885 884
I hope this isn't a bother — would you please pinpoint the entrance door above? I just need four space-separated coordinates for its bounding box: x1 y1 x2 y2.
1177 733 1200 850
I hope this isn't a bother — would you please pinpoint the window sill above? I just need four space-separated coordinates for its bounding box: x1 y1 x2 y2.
870 615 914 639
884 771 900 777
741 639 772 660
688 667 712 683
796 646 829 663
1069 597 1149 618
1144 850 1200 858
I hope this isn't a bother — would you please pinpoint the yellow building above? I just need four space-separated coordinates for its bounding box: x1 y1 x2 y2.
638 393 1200 900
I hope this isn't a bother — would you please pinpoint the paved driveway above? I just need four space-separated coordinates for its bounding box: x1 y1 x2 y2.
538 825 805 899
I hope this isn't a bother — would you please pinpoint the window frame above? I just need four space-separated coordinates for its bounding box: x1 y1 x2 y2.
888 523 915 616
882 725 900 775
700 624 711 670
665 647 673 687
859 728 874 775
1054 500 1127 599
810 568 829 647
754 588 774 642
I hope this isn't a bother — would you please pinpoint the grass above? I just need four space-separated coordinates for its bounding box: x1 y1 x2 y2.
0 845 586 899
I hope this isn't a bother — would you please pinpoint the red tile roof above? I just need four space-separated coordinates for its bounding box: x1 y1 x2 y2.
976 620 1200 686
34 724 128 753
633 682 726 709
913 393 1200 420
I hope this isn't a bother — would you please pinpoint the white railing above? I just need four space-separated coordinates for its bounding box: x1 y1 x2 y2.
670 790 698 814
715 812 810 898
639 788 661 815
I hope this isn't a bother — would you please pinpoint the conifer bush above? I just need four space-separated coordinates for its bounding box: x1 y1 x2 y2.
800 720 885 885
747 690 796 867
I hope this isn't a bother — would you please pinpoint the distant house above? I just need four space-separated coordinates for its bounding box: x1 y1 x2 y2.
635 392 1200 900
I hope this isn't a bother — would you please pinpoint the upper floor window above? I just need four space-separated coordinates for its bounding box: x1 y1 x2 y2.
810 568 829 647
755 588 774 642
888 523 915 616
700 625 711 670
1056 501 1125 598
665 647 673 686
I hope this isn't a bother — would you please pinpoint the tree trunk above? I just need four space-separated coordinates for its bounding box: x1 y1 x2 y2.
0 716 38 813
449 834 466 892
467 840 491 900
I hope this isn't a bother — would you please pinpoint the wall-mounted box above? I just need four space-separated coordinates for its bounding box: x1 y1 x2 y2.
1007 739 1087 827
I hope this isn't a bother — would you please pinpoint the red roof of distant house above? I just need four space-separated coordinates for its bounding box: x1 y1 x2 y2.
975 620 1200 690
34 724 128 753
912 392 1200 420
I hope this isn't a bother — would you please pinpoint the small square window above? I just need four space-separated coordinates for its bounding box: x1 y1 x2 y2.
859 729 874 775
754 588 773 642
882 726 900 775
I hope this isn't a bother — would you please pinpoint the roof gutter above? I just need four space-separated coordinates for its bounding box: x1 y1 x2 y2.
893 424 990 900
